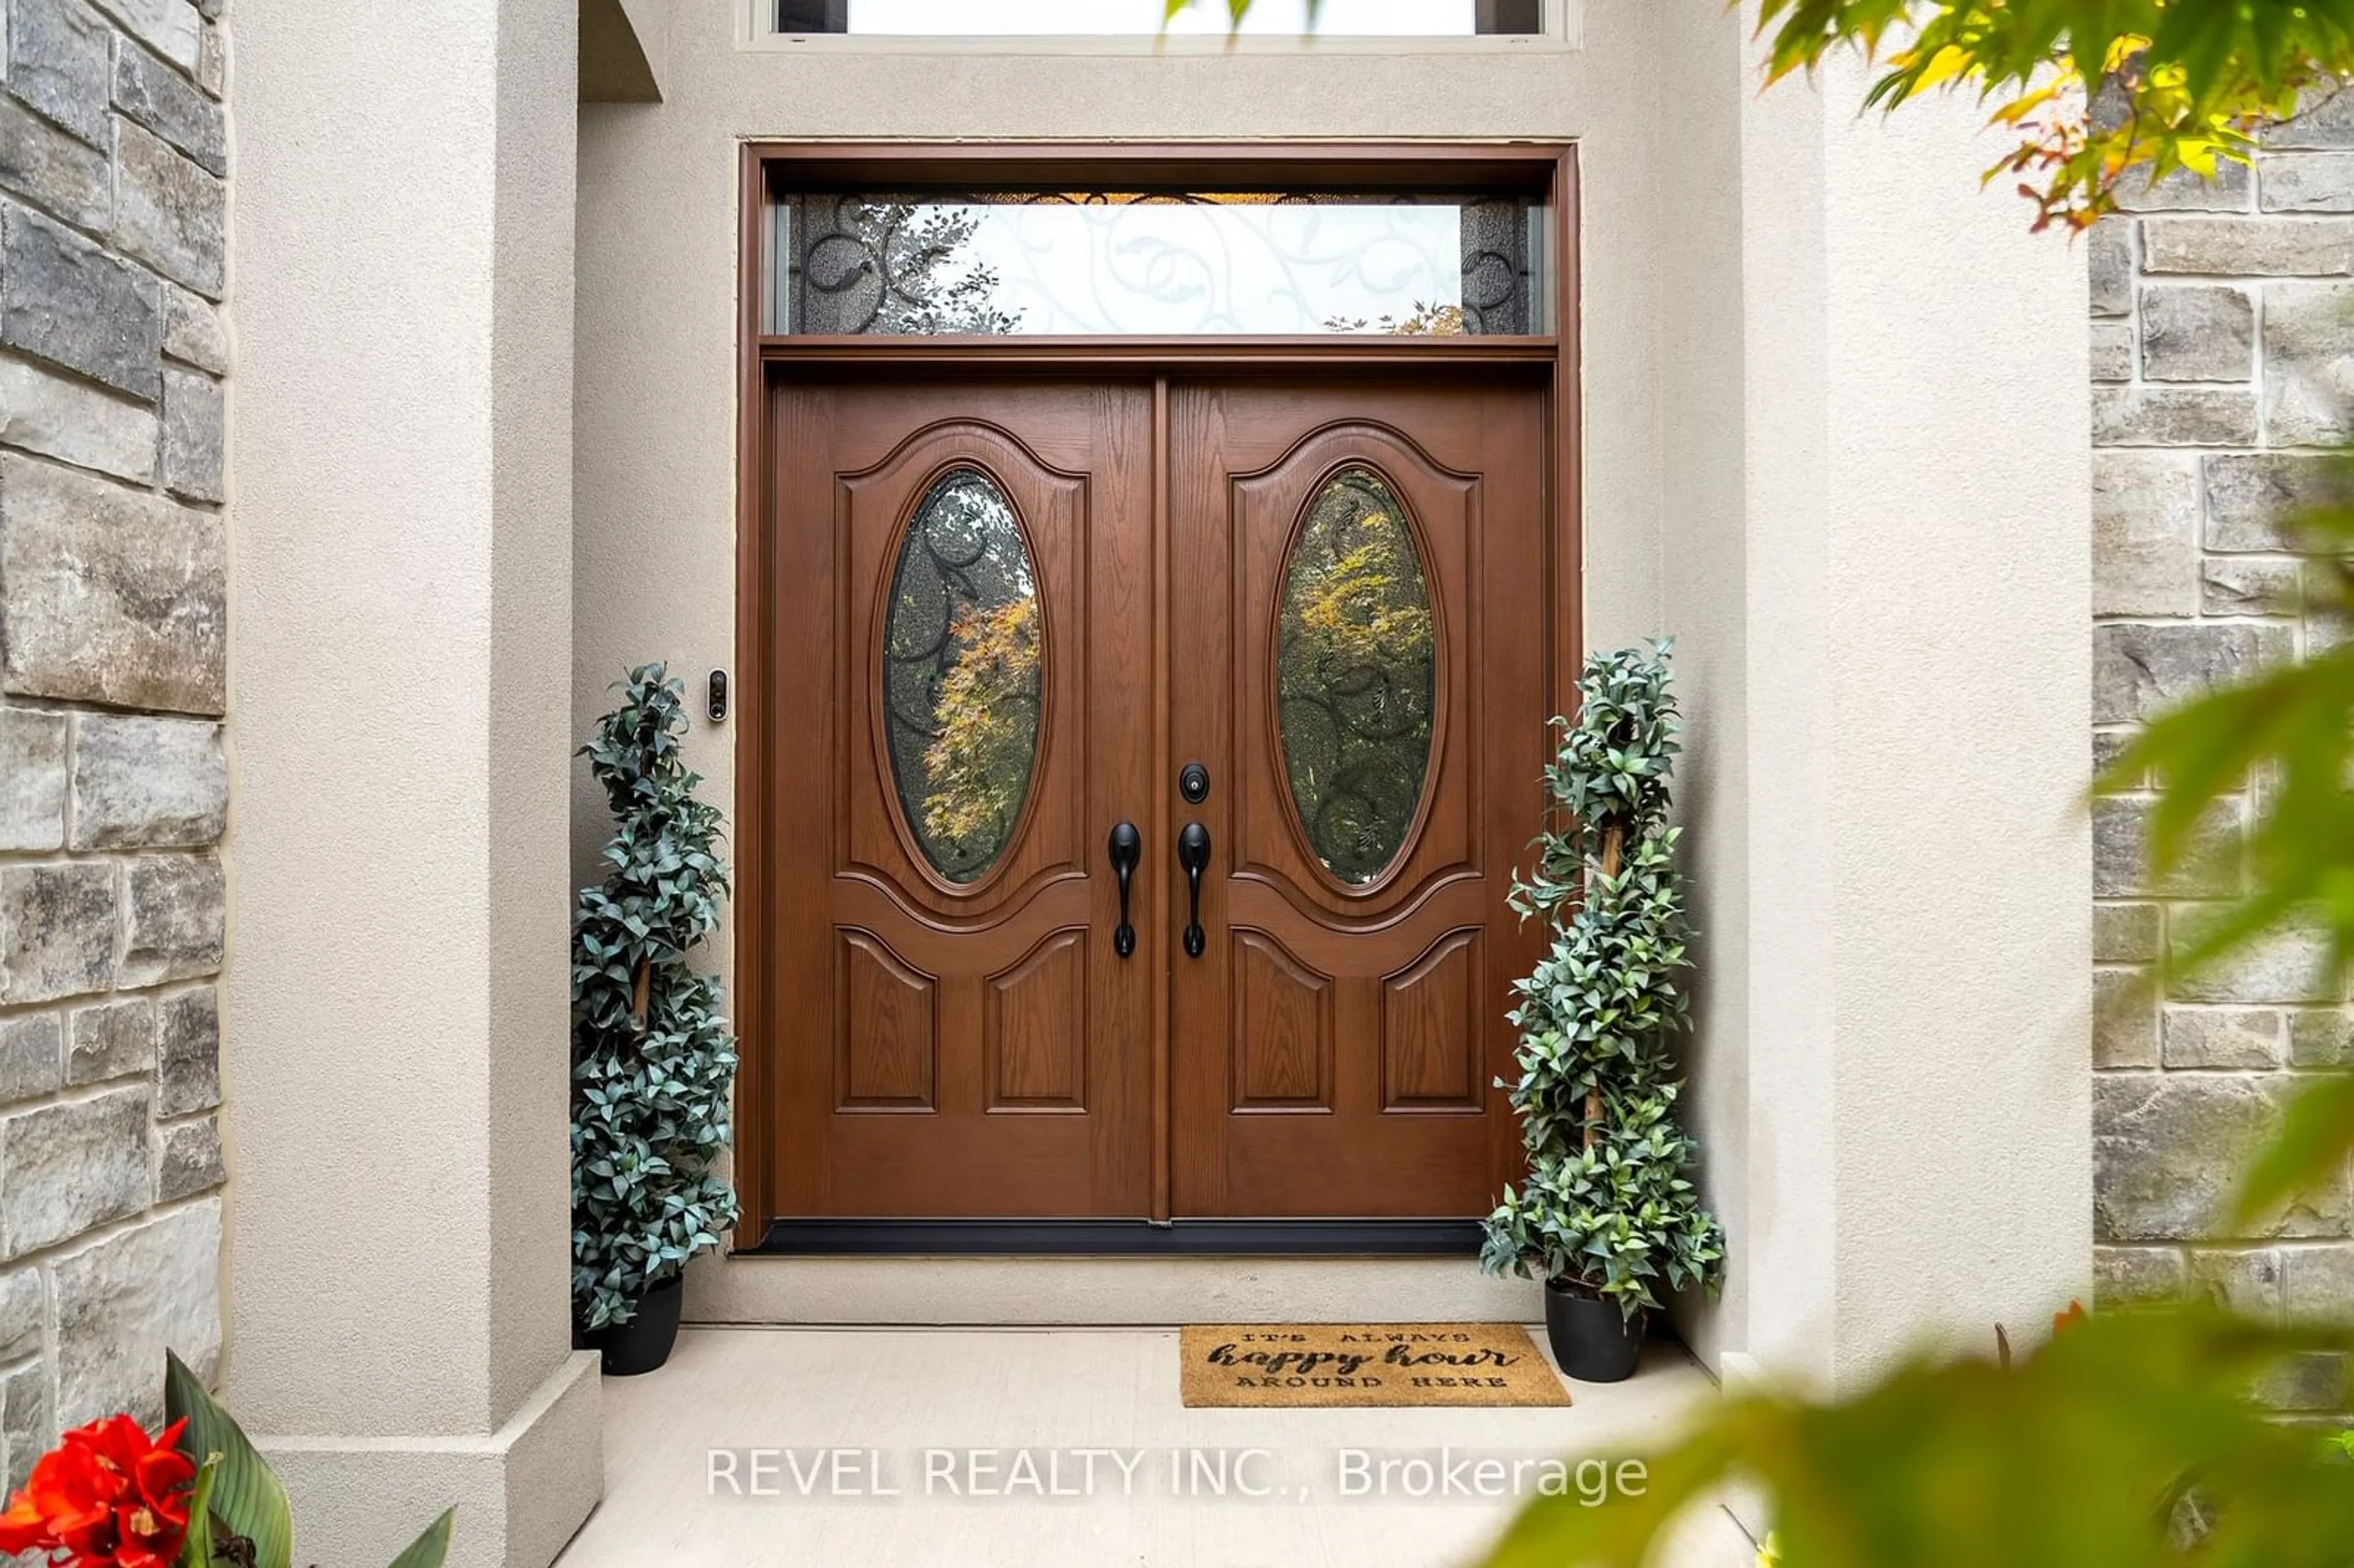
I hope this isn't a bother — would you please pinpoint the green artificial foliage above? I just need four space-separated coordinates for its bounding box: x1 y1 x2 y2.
571 665 741 1331
1480 642 1724 1320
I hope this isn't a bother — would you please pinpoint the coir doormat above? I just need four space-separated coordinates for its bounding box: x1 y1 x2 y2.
1180 1323 1571 1408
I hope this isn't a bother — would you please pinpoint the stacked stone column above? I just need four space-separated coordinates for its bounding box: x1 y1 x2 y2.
0 0 230 1496
2093 93 2354 1388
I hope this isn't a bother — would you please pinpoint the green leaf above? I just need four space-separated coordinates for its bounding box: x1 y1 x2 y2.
2235 1070 2354 1228
1485 1306 2354 1568
175 1457 219 1568
167 1349 294 1568
387 1509 455 1568
1750 1 2354 225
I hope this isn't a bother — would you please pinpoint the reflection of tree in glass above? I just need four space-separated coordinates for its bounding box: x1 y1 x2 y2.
1323 300 1466 336
1276 468 1436 883
922 596 1042 861
823 200 1023 334
882 471 1042 883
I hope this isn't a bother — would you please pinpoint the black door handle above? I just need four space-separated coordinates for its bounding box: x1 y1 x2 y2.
1178 822 1210 959
1108 822 1141 958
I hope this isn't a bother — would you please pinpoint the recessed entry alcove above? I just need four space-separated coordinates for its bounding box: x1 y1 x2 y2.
732 143 1580 1257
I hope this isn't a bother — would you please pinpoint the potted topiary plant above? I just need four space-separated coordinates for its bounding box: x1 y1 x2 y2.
1481 641 1725 1383
571 664 741 1376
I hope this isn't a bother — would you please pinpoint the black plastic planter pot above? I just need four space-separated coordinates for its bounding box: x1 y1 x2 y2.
1544 1281 1644 1383
592 1276 684 1377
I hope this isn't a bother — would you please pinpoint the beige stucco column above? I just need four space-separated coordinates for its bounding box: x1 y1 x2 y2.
1666 7 2095 1394
223 1 602 1564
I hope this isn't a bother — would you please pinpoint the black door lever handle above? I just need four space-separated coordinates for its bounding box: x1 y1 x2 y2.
1178 821 1210 959
1108 822 1141 958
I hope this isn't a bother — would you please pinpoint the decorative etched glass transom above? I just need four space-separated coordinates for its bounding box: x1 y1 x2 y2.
773 191 1545 336
1274 466 1436 885
882 468 1043 884
781 1 1545 37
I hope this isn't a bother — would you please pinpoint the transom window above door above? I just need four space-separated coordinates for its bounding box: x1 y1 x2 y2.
777 0 1552 38
767 190 1553 336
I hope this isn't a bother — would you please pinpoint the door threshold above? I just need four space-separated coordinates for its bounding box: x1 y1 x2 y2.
747 1218 1482 1256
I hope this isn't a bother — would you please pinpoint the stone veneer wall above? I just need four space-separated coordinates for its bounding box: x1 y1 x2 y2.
2092 91 2354 1393
0 0 229 1496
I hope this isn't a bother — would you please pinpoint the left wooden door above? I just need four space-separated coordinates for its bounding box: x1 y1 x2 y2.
762 379 1158 1217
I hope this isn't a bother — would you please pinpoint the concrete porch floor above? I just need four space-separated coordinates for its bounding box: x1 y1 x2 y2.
555 1326 1754 1567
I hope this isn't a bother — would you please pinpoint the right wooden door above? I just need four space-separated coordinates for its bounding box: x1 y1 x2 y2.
1167 379 1551 1218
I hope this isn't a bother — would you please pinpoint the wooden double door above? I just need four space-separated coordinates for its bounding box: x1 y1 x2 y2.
759 375 1548 1235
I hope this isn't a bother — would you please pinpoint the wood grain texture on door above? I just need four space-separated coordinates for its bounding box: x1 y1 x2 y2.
756 375 1548 1229
1167 381 1548 1218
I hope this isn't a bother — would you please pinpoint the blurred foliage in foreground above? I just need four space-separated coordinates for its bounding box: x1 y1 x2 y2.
1753 1 2354 230
2112 468 2354 1228
1489 1307 2354 1568
1177 0 2354 232
1475 473 2354 1561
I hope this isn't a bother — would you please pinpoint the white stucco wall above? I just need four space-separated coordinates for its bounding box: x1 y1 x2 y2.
1648 0 1752 1374
227 0 600 1561
571 0 2093 1380
1716 34 2095 1390
1810 58 2093 1385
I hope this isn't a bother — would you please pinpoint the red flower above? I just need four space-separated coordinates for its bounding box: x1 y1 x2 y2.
2053 1299 2089 1336
0 1414 194 1568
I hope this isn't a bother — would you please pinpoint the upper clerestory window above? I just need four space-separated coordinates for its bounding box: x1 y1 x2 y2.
766 188 1555 336
775 1 1551 39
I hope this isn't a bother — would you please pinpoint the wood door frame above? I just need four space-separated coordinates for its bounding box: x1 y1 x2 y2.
732 142 1582 1251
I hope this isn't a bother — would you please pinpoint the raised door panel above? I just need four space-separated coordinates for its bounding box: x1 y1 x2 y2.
1230 930 1333 1111
1380 928 1484 1113
985 927 1088 1111
836 930 937 1111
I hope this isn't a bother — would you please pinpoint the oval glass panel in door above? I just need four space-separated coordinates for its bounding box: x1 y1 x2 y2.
882 467 1043 885
1274 465 1437 885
